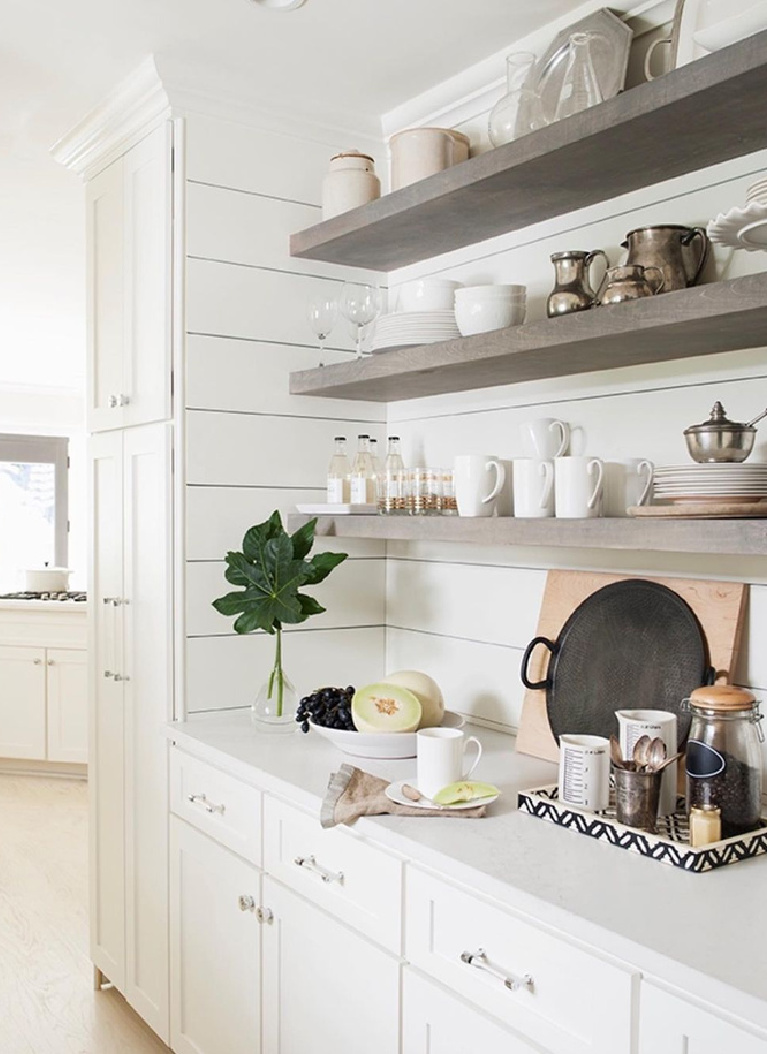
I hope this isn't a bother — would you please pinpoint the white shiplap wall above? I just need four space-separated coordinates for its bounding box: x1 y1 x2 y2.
182 114 388 713
384 132 767 761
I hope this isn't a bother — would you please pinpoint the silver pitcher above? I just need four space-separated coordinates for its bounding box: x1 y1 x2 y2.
622 225 709 293
596 264 664 305
547 249 608 317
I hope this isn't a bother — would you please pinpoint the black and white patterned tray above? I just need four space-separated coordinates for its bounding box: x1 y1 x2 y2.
517 785 767 873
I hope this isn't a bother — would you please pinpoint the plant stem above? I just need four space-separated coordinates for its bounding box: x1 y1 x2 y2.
271 625 283 717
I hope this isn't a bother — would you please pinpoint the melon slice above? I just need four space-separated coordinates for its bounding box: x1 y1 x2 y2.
351 683 422 734
432 781 500 805
384 670 444 729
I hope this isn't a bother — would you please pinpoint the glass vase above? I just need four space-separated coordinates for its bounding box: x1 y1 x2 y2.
553 32 604 122
251 629 298 734
488 52 548 147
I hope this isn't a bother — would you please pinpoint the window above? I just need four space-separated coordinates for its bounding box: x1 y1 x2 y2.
0 435 69 582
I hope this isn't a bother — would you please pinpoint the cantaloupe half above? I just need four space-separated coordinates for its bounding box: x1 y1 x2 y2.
351 683 422 734
384 670 444 729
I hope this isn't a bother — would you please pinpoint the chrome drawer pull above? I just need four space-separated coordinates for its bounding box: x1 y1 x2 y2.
294 855 344 885
460 949 534 993
188 793 226 815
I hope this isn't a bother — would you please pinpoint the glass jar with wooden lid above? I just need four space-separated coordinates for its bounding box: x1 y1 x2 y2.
684 685 764 838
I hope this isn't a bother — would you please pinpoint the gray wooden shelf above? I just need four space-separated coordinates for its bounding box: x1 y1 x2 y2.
290 31 767 271
290 273 767 402
288 514 767 557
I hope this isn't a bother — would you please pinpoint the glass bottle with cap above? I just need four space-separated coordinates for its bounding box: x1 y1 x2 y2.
350 434 375 504
327 436 351 504
685 685 764 838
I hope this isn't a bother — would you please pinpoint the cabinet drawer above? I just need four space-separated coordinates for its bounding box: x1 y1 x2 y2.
170 748 262 865
263 796 402 954
405 867 635 1054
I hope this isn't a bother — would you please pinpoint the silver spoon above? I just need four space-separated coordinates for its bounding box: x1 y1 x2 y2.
633 735 652 769
647 737 667 772
747 406 767 427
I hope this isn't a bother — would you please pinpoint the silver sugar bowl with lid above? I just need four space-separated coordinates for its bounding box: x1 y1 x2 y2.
683 401 767 463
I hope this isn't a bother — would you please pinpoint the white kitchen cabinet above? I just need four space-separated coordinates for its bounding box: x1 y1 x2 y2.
46 648 88 763
89 421 173 1041
170 818 261 1054
0 645 47 759
403 967 538 1054
86 122 172 433
639 983 767 1053
261 875 400 1054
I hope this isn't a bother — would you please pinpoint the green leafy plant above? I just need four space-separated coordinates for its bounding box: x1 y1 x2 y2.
212 512 348 717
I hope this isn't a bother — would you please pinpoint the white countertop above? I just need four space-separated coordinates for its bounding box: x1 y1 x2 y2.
168 711 767 1028
0 600 87 612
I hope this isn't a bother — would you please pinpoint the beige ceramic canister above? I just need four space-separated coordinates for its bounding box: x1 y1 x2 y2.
321 150 381 221
389 127 471 191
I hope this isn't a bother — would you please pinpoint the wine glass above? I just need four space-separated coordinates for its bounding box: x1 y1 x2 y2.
307 292 338 362
339 282 382 359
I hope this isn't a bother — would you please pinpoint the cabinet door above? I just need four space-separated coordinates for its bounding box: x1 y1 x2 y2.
170 819 261 1054
122 421 173 1040
86 155 125 432
403 968 538 1054
262 876 399 1054
46 649 88 763
122 122 173 428
88 431 125 988
0 646 46 759
639 983 767 1053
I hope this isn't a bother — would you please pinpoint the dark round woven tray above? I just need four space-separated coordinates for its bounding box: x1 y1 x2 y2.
521 580 712 747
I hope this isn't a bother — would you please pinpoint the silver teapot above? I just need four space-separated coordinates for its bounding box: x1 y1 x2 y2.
596 264 664 306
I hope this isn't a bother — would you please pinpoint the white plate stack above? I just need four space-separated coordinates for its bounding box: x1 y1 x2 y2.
370 310 460 353
652 463 767 504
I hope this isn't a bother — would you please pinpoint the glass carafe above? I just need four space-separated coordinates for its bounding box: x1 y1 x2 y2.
488 52 548 147
553 32 604 122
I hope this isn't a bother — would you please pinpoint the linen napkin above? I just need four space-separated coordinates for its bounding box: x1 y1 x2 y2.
321 763 487 828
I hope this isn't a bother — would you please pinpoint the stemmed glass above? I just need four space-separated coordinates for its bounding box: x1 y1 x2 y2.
340 282 382 359
307 292 339 363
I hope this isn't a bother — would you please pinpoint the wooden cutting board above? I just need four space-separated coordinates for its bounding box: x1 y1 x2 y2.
516 570 747 762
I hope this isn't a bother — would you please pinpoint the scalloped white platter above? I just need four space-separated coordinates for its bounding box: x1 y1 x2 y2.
708 202 767 251
310 710 465 759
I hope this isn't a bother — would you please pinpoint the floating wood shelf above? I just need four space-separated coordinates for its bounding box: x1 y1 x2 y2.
290 273 767 402
290 32 767 271
288 514 767 557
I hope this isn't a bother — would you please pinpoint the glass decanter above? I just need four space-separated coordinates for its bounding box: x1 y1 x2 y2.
553 32 604 122
488 52 548 147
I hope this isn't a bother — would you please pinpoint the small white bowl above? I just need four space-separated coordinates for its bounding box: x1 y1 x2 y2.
455 298 526 336
456 283 526 298
311 710 465 759
399 279 461 313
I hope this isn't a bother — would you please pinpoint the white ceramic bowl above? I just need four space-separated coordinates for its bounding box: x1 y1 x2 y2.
310 710 465 759
455 298 526 336
399 279 461 313
25 567 71 592
456 284 526 298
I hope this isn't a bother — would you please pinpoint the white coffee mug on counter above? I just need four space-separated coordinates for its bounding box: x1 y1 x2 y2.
513 458 554 517
520 418 570 459
454 455 506 517
555 456 604 518
417 727 483 801
558 734 610 812
603 459 654 517
616 709 678 816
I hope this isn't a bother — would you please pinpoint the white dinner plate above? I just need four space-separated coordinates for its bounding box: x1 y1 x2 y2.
385 779 500 811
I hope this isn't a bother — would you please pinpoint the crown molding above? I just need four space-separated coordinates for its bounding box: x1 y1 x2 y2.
51 56 171 177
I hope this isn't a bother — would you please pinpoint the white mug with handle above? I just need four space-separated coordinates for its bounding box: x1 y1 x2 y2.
416 727 483 801
513 458 555 517
604 458 654 516
555 456 604 518
520 418 570 459
454 455 506 517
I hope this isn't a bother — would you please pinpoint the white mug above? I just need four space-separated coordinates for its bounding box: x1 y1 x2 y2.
520 418 570 459
416 727 483 801
555 456 604 518
616 709 678 816
603 459 654 517
513 458 554 517
558 734 610 812
454 455 506 517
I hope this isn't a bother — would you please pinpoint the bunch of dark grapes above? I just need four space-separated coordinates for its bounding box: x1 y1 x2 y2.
296 686 356 734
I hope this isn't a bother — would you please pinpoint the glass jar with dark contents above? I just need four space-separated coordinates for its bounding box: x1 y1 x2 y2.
685 685 764 839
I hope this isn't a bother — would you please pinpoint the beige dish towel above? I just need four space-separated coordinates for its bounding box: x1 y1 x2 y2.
321 764 487 828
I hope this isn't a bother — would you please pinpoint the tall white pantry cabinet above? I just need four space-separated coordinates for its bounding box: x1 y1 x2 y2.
84 117 175 1041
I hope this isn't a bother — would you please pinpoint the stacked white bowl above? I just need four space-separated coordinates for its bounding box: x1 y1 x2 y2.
746 178 767 205
454 284 526 336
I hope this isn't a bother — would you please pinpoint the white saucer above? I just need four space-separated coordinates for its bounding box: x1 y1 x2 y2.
707 202 767 252
385 779 500 811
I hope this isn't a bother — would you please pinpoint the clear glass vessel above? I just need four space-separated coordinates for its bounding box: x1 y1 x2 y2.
340 283 382 359
488 52 548 147
350 434 375 504
553 32 604 122
327 436 351 504
252 628 298 735
307 291 338 360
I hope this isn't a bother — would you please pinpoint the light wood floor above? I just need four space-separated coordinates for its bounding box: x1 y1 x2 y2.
0 775 169 1053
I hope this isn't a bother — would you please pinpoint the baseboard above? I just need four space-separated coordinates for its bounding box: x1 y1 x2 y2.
0 758 87 780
